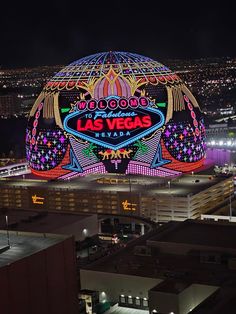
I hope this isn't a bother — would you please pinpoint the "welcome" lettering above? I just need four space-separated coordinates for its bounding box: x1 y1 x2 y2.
76 96 149 111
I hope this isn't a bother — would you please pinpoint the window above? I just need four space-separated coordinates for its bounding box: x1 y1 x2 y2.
135 298 141 306
128 296 133 304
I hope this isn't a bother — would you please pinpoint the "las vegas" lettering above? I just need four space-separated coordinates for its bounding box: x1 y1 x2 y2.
77 115 152 131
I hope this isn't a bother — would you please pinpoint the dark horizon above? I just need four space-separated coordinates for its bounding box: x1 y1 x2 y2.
0 2 235 68
0 54 235 71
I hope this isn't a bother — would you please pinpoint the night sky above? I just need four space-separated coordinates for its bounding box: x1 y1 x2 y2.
1 1 235 68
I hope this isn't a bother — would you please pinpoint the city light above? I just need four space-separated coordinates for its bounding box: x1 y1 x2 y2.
207 139 236 148
0 4 235 314
82 229 88 237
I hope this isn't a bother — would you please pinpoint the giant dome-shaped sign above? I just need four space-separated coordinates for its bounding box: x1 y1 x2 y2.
26 52 206 179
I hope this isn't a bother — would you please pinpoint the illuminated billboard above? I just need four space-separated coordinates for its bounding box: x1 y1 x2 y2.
26 52 206 179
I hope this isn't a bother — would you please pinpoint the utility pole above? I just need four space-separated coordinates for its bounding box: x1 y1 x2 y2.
229 179 233 221
129 176 131 194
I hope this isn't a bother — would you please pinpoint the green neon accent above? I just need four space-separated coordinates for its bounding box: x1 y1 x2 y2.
61 108 71 113
82 143 98 159
133 140 149 158
156 102 166 108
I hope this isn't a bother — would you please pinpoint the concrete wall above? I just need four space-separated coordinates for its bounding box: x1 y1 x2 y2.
80 269 161 303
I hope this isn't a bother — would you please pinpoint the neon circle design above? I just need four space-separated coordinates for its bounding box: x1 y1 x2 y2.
26 51 206 179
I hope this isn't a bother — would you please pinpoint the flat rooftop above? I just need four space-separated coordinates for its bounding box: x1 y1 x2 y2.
0 231 69 267
148 219 236 249
82 221 233 284
0 210 92 234
150 279 191 294
0 173 231 196
191 286 236 314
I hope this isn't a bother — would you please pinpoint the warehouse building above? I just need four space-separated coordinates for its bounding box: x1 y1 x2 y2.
0 230 78 314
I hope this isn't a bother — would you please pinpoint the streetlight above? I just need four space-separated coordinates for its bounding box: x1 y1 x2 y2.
5 215 10 247
168 180 171 191
82 228 88 237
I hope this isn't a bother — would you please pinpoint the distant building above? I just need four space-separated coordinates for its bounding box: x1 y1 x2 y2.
0 94 19 117
0 230 78 314
217 107 234 116
206 148 234 166
80 219 236 314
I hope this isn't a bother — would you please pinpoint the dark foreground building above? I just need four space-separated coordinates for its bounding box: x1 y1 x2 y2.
80 219 236 314
0 230 78 314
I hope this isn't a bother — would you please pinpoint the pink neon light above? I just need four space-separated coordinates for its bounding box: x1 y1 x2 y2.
59 162 107 180
126 161 181 177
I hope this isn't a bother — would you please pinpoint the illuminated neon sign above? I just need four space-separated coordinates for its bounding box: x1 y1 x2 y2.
64 97 165 150
32 194 44 205
26 51 206 180
76 96 149 111
122 200 137 211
